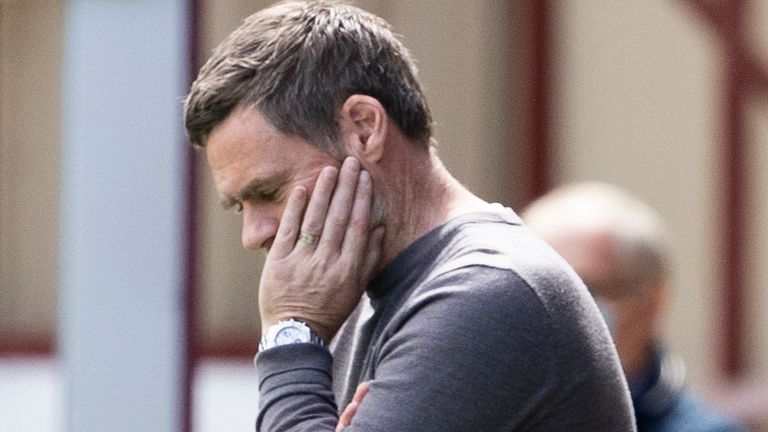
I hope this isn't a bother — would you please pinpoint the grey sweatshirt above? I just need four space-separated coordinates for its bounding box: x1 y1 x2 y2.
256 206 636 431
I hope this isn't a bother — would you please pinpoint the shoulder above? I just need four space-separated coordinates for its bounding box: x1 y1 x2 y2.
403 207 607 341
424 211 593 320
396 214 618 376
365 210 633 429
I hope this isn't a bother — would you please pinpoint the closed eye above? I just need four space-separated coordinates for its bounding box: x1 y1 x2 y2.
222 171 290 213
259 187 280 202
227 188 280 213
219 197 243 213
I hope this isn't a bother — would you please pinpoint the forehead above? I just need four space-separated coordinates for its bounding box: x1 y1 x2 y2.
544 228 625 295
206 106 285 171
547 228 616 274
205 106 329 191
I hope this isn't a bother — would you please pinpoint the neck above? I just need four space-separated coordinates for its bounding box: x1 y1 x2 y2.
374 146 488 271
622 341 656 382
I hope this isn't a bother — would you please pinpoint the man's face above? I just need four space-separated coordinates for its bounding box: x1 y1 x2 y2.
205 106 340 251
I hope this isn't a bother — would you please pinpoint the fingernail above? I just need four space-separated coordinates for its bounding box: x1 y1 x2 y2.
359 170 370 184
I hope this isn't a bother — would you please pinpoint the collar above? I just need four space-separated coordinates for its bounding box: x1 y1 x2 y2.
366 204 520 301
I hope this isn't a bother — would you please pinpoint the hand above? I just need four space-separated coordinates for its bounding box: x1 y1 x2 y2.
259 157 385 342
336 381 371 432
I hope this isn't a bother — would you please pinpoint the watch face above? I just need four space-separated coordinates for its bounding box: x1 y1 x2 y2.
275 325 307 345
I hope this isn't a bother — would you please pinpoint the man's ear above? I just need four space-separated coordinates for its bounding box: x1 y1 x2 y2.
339 95 387 164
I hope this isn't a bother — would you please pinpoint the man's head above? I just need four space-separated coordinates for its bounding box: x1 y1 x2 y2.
522 182 669 378
184 0 433 156
186 1 433 253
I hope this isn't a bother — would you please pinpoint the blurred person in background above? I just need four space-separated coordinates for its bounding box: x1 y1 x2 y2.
523 182 747 432
184 1 635 430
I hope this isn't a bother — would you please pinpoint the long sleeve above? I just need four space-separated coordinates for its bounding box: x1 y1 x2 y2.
256 344 337 431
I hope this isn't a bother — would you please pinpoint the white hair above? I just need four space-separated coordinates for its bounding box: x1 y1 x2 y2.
522 182 669 285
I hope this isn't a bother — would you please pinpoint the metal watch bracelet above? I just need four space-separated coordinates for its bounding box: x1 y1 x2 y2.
259 319 327 351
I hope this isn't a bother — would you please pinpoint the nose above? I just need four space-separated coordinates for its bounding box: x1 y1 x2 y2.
241 202 280 251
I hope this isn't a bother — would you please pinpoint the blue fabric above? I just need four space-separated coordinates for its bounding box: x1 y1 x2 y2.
637 394 747 432
633 348 746 432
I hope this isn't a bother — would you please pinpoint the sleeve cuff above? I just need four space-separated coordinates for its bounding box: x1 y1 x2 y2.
255 343 333 389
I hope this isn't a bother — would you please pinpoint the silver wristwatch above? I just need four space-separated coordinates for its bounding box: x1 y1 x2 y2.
259 319 327 351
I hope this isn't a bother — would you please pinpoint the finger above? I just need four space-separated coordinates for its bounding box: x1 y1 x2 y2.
336 381 370 431
341 169 373 256
297 166 338 249
352 380 371 404
361 226 385 281
318 157 360 252
335 401 358 432
269 186 307 258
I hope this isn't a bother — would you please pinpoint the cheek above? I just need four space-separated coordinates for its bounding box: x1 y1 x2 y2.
282 173 325 208
611 303 651 346
294 170 324 192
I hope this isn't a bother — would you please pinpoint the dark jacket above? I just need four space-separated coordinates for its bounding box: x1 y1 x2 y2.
632 346 747 432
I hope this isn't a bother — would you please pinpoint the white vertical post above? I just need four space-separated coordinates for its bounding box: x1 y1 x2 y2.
59 1 188 431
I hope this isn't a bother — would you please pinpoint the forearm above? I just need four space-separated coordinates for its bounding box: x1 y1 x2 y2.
255 157 384 431
256 344 338 431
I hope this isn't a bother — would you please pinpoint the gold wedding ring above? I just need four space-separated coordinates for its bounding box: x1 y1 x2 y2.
299 232 319 246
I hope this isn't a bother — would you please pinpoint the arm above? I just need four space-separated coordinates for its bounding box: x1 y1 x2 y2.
256 156 383 431
258 156 384 342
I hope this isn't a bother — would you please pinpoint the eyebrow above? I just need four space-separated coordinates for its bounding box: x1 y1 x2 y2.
219 171 291 210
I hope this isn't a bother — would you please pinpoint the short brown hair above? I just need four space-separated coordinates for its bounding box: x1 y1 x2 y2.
184 0 433 154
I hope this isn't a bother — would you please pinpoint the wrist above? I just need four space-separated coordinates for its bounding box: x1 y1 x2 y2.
259 319 328 352
261 314 336 343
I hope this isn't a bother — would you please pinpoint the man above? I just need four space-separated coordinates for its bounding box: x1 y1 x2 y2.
184 1 635 430
523 182 746 432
